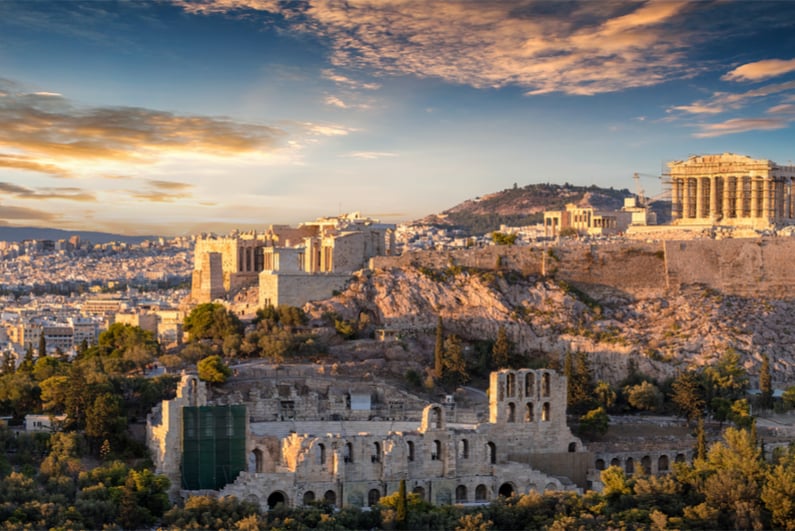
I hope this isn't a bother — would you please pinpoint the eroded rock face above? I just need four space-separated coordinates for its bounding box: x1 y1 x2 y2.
306 266 795 387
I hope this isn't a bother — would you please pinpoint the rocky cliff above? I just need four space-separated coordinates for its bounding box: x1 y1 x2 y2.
307 240 795 388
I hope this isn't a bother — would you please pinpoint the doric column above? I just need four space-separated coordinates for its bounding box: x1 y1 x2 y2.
695 177 704 219
682 178 691 219
671 178 681 221
723 177 732 218
710 176 718 219
762 178 771 221
750 177 759 218
737 177 746 217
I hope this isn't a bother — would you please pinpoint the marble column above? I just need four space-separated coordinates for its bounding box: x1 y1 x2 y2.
682 178 691 219
710 176 719 219
672 178 681 220
762 179 771 221
723 177 732 218
696 177 704 219
737 177 746 217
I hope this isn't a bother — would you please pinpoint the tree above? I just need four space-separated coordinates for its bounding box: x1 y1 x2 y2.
197 355 232 384
396 478 408 529
762 447 795 530
759 354 773 410
38 334 46 358
491 232 517 245
492 326 513 369
184 303 243 343
434 316 444 378
625 381 663 412
85 393 126 447
705 349 749 404
579 407 609 439
696 417 707 461
595 381 617 410
566 351 595 413
670 371 705 423
442 335 468 386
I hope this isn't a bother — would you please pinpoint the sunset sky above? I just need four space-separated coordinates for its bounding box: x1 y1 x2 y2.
1 0 794 235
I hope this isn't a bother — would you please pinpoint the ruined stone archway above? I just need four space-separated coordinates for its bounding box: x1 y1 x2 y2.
498 482 514 498
267 491 287 509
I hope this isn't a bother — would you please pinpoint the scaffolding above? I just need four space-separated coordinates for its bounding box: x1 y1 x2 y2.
181 405 247 490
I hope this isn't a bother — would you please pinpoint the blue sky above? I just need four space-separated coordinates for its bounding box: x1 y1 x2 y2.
1 0 794 235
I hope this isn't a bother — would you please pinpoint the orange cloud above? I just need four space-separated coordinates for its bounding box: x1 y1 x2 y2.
723 58 795 82
0 81 288 177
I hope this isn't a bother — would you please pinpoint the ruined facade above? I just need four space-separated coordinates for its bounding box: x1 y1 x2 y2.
669 153 795 228
543 203 632 238
147 369 591 508
190 213 395 307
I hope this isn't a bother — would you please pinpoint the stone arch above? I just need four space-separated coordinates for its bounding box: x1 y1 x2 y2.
267 491 288 509
458 439 469 459
658 454 669 472
641 455 652 474
525 373 535 397
318 443 326 465
421 404 446 432
368 488 381 507
507 402 516 422
544 482 557 492
610 457 620 467
324 490 337 506
595 458 606 470
625 457 635 475
541 402 550 421
302 491 315 505
486 441 496 464
344 442 353 463
253 448 264 473
372 441 381 463
407 440 415 462
525 402 534 422
568 442 577 452
455 485 467 503
498 482 515 497
412 486 426 500
475 484 488 501
675 453 686 463
542 372 550 397
506 372 516 397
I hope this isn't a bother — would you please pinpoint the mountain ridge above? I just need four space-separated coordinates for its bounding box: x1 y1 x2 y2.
0 226 160 244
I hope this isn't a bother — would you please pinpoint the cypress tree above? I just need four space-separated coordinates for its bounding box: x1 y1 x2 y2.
396 478 407 529
492 326 512 369
38 334 46 358
759 354 773 410
434 316 444 378
696 417 707 461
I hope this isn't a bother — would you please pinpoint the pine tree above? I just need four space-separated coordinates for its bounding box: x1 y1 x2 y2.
434 316 444 379
38 334 46 358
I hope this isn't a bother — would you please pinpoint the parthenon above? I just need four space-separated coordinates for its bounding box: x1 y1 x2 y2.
669 153 795 228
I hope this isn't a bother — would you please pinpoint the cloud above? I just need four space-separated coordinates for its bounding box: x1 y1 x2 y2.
145 179 194 191
324 96 348 109
126 179 195 202
322 70 381 91
723 58 795 82
692 117 790 138
0 80 288 178
303 122 354 136
0 181 95 201
0 204 57 222
345 151 397 160
670 80 795 115
179 0 705 96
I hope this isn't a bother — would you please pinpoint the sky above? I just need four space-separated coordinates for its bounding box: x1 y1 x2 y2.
1 0 795 236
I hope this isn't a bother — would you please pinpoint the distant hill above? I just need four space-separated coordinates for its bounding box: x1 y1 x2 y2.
418 183 670 234
0 226 160 245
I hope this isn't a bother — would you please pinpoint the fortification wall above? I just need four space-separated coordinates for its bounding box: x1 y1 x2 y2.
374 238 795 298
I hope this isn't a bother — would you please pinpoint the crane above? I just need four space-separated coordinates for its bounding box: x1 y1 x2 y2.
632 172 669 206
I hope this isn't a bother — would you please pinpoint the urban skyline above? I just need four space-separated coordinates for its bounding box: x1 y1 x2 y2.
1 0 794 236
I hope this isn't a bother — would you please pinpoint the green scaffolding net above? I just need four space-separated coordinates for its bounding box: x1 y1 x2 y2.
181 405 246 490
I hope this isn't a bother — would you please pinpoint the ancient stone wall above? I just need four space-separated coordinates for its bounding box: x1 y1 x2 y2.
258 272 351 308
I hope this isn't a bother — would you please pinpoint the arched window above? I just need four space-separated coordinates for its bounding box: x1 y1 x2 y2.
610 457 620 467
344 442 353 463
475 484 488 501
625 457 635 475
498 483 514 497
432 406 443 429
458 439 469 459
455 485 467 503
432 440 442 461
253 448 264 473
324 490 337 506
542 373 550 397
506 373 516 397
372 442 381 463
487 442 496 464
542 402 550 421
413 486 425 500
318 443 326 465
268 491 287 509
407 441 415 462
302 491 315 505
658 455 669 472
595 458 605 470
525 374 535 397
525 402 534 422
568 442 577 452
507 402 516 422
368 488 381 507
675 453 686 463
641 455 651 474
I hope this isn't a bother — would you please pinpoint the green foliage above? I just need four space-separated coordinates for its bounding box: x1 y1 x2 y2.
759 354 773 410
197 354 232 384
564 351 595 414
442 335 469 386
579 407 609 439
625 381 663 412
669 371 705 423
184 302 243 343
491 232 517 245
492 326 520 370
